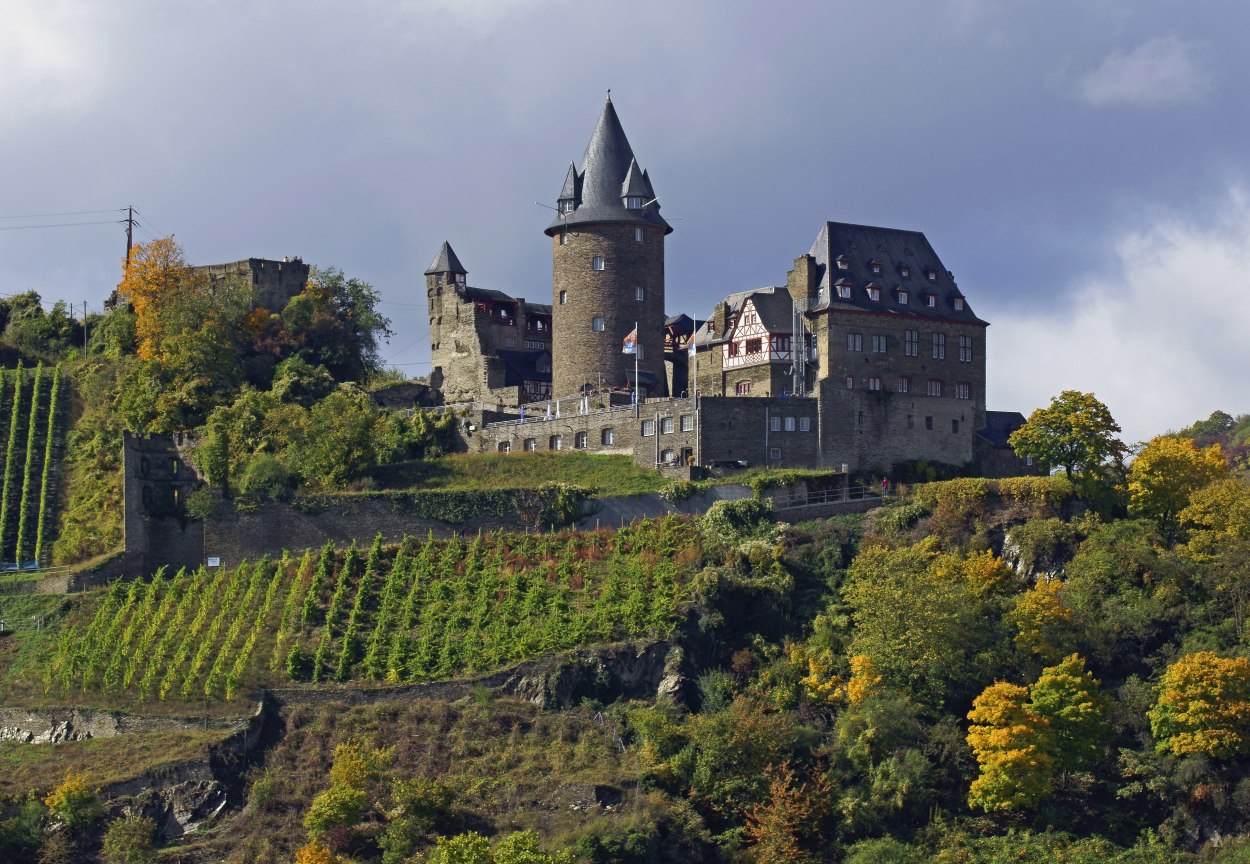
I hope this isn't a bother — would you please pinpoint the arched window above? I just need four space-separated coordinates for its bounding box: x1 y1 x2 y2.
574 432 588 450
523 438 536 451
549 435 563 451
497 441 511 453
601 428 615 445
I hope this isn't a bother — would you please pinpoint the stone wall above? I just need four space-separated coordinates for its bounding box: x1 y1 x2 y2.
551 223 668 398
195 258 309 314
122 432 204 576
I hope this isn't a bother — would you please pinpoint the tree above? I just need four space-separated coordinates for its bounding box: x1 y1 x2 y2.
1149 651 1250 759
1008 578 1077 664
744 762 832 864
1009 391 1127 479
42 769 101 835
1182 478 1250 638
1128 436 1228 544
966 682 1054 812
843 540 1008 706
101 814 157 864
278 267 392 382
1028 654 1112 773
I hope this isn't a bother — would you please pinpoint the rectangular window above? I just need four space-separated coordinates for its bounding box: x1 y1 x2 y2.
845 376 854 389
592 256 605 271
626 196 643 209
954 297 965 310
635 227 644 241
867 286 881 301
868 377 882 391
952 419 960 433
799 417 811 432
770 416 781 432
680 414 694 432
559 200 575 213
925 415 934 430
837 283 852 298
635 286 645 301
932 333 946 359
898 289 909 304
784 416 796 431
959 335 973 362
592 316 604 332
641 420 655 437
904 330 919 356
898 376 910 393
927 379 943 397
871 334 887 353
524 438 536 451
774 335 791 353
769 447 782 459
560 231 569 245
847 332 863 352
925 293 936 307
559 290 567 304
574 431 588 449
746 337 762 354
728 341 740 357
956 382 971 399
736 380 752 395
660 416 674 434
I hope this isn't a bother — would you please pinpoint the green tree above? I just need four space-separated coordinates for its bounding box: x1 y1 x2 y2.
1009 390 1127 478
278 267 392 382
1127 435 1228 544
42 769 102 834
101 814 157 864
1028 653 1111 773
1149 651 1250 759
1182 478 1250 638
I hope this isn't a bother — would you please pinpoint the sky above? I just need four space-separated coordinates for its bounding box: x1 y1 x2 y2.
2 0 1247 443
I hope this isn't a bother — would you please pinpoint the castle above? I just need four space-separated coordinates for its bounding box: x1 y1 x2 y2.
427 95 1030 477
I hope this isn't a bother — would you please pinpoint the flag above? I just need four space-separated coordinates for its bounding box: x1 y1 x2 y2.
622 327 638 354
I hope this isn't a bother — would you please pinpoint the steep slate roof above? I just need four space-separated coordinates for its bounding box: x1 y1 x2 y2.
975 410 1027 447
739 289 793 335
546 96 673 236
807 222 986 326
424 241 467 276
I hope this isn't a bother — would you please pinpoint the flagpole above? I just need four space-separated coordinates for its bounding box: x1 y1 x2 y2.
634 320 639 417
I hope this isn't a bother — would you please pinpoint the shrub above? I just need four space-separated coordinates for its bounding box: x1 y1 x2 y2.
101 814 157 864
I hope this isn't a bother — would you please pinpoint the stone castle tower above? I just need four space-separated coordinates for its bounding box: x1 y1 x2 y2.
545 96 672 398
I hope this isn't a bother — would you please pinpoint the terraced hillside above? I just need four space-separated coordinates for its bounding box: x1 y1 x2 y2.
0 363 65 569
40 516 697 705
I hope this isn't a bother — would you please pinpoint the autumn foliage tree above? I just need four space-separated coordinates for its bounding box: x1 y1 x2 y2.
966 681 1054 812
1149 651 1250 759
1128 435 1228 544
744 762 832 864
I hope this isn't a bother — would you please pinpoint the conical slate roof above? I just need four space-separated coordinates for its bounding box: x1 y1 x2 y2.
546 96 672 236
424 241 467 276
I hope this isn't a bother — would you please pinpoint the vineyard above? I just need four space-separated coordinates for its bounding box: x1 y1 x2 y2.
0 363 65 569
47 516 698 702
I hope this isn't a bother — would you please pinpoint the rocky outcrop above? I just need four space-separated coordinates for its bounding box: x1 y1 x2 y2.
0 706 253 744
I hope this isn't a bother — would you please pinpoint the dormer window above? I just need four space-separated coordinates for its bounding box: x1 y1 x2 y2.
898 289 909 305
953 297 965 311
900 265 911 278
455 273 465 284
924 294 936 308
926 268 938 282
625 196 643 210
558 200 575 214
835 255 850 271
836 279 852 299
866 284 881 302
869 259 882 275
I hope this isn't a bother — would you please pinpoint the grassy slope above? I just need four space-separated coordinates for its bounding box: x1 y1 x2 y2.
376 451 666 497
191 699 652 864
0 730 232 798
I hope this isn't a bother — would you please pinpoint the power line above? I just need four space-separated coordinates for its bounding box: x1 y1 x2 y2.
0 208 123 220
0 220 119 231
132 208 167 237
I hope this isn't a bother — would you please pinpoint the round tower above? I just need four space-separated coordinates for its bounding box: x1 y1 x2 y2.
545 96 672 398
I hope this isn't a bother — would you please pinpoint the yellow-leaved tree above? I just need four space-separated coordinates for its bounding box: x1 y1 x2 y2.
1128 435 1228 544
1149 651 1250 759
1008 578 1076 664
966 682 1053 812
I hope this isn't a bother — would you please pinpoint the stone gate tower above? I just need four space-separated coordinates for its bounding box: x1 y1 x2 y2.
546 96 672 398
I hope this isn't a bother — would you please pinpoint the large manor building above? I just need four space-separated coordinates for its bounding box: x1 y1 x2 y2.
425 96 1031 477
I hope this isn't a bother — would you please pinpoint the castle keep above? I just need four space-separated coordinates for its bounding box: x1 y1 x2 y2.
426 96 1030 477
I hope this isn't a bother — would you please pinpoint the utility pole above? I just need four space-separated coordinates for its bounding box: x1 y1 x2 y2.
123 206 135 268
